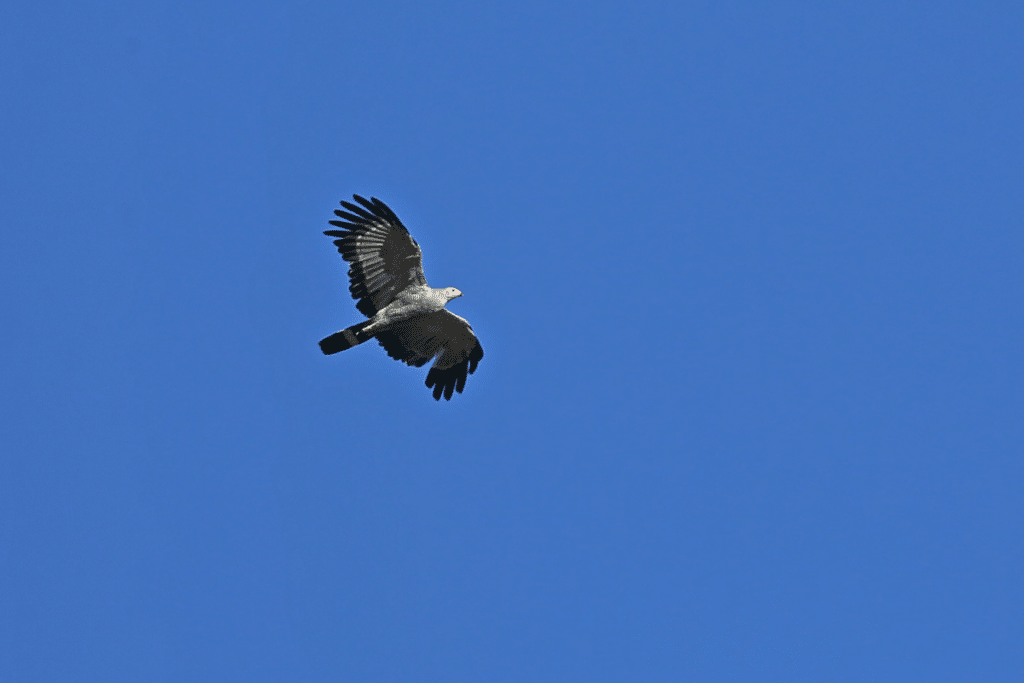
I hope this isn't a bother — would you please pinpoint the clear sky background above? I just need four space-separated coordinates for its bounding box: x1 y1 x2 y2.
2 1 1022 681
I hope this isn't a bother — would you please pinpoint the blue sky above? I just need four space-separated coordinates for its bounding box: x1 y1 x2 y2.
2 1 1021 680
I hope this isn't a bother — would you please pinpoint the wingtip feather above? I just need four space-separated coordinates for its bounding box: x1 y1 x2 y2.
340 200 374 220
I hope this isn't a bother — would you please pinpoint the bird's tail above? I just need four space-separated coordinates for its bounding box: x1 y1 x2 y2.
319 320 375 355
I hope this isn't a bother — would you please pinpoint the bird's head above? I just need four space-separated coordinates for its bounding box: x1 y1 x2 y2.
444 287 464 302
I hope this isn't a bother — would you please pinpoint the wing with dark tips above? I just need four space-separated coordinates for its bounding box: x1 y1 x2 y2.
375 310 484 400
325 194 427 317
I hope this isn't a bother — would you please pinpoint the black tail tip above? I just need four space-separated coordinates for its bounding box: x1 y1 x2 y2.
319 332 351 355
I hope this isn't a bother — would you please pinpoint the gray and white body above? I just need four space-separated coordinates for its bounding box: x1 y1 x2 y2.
364 285 463 335
318 195 483 400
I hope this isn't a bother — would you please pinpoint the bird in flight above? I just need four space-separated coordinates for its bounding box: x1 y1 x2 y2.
319 195 484 400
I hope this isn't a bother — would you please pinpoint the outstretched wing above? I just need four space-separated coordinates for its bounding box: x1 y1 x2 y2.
375 310 484 400
325 195 428 317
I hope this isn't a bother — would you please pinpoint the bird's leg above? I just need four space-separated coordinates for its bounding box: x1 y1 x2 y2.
361 309 393 337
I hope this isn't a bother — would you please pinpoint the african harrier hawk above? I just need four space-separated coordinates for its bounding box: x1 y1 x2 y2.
319 195 484 400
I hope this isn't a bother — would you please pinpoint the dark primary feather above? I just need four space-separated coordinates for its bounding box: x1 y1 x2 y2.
425 343 484 400
324 194 427 317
